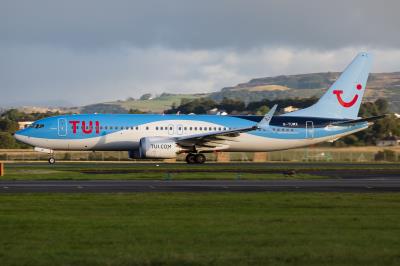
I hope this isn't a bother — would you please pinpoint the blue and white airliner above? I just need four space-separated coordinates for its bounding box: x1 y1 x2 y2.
15 52 384 164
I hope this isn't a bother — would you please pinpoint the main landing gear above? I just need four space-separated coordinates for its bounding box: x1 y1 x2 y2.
185 153 206 164
48 157 56 164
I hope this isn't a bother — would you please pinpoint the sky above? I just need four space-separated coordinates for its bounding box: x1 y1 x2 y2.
1 0 400 107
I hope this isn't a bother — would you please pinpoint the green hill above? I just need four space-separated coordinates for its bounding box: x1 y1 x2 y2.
75 72 400 113
79 93 208 114
209 72 400 113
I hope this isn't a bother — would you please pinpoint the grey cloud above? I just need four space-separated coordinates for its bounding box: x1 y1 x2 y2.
1 0 400 107
1 45 400 106
1 0 400 50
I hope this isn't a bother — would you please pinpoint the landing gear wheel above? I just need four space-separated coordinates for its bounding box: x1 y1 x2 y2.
195 154 206 164
48 157 56 164
185 154 196 164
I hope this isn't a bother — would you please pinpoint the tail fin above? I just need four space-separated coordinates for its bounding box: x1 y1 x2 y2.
283 52 373 119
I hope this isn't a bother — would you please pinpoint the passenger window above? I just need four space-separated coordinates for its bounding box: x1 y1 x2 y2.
146 126 149 130
136 126 138 130
184 127 187 130
156 127 159 130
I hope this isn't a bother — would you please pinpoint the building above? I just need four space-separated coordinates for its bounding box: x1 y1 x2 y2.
283 106 299 113
18 121 34 130
376 136 400 147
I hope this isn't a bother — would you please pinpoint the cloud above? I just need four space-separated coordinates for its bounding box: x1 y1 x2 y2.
1 44 400 106
1 0 400 50
1 0 400 106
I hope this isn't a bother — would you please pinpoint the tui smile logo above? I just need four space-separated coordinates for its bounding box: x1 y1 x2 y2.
333 84 363 108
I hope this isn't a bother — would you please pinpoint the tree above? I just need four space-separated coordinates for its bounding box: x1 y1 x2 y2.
0 132 18 148
139 93 152 100
256 105 270 115
218 98 245 113
128 109 146 114
0 119 19 133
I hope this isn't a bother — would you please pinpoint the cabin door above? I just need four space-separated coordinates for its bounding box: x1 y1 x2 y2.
58 118 67 136
305 121 314 139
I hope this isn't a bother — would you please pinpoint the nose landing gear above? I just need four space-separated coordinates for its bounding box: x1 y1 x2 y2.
185 153 206 164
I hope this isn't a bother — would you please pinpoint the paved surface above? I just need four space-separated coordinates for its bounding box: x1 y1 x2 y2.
1 179 400 193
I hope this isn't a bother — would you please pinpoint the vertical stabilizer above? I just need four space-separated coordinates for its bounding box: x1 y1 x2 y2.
283 52 373 119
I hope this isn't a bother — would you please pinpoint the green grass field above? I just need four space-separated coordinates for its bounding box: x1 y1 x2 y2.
1 193 400 265
3 162 400 180
2 163 333 180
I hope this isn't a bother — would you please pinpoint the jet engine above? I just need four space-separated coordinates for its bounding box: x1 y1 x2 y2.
129 137 181 159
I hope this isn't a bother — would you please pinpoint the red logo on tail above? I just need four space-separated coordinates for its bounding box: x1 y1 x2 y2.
333 84 362 108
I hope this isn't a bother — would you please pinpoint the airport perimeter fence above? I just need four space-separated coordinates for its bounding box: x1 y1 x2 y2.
0 147 399 163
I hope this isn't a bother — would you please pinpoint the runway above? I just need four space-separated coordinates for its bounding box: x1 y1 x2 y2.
1 179 400 193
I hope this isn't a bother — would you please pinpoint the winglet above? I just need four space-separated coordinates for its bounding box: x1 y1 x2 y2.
258 104 277 128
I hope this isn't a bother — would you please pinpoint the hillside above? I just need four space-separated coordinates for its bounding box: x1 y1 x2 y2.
77 93 209 114
209 72 400 112
50 72 400 114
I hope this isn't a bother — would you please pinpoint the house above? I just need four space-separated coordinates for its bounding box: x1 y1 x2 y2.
376 136 399 147
283 106 299 113
18 121 34 130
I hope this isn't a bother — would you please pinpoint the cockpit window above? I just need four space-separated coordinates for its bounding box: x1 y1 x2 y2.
32 124 44 129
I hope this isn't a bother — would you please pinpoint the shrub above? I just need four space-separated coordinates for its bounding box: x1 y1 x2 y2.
374 149 397 162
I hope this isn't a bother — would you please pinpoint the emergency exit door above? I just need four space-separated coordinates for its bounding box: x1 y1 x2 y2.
305 121 314 139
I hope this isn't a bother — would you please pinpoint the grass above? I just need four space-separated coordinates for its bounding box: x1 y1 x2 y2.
2 161 400 180
1 163 331 180
1 193 400 265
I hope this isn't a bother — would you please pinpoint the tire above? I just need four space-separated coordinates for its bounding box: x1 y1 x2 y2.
195 153 206 164
185 154 196 164
48 157 56 164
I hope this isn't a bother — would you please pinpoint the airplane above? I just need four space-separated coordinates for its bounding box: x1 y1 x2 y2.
14 52 385 164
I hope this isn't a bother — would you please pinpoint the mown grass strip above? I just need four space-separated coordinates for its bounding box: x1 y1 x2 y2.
1 193 400 265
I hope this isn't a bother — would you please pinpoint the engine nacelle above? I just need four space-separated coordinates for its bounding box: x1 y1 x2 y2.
130 137 181 159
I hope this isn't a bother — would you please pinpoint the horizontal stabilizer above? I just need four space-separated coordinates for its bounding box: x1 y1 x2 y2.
330 114 387 126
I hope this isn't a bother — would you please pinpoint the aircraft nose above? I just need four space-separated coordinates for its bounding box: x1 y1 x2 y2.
14 133 23 141
14 133 29 144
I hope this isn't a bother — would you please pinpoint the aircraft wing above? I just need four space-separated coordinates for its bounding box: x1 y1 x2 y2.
175 105 277 150
175 126 258 150
330 114 387 126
